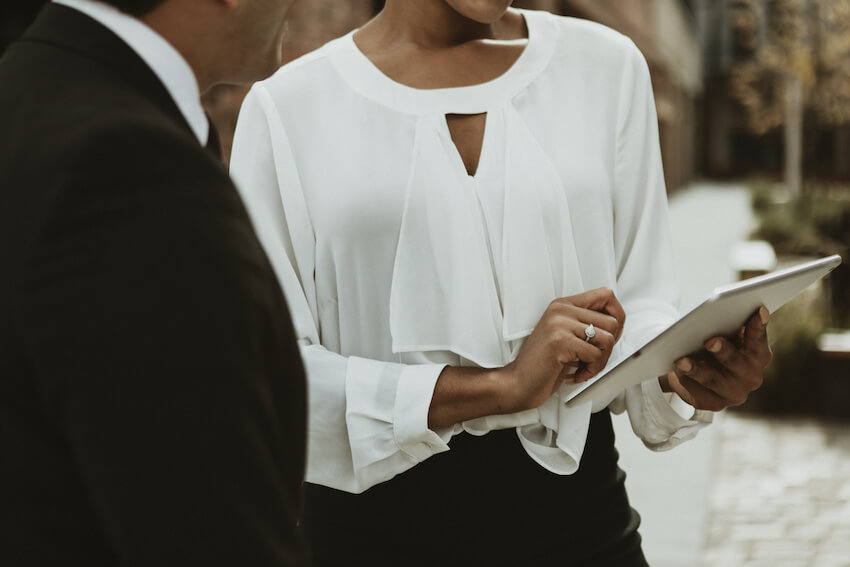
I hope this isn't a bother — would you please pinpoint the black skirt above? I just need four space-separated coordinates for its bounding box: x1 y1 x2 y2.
303 409 649 567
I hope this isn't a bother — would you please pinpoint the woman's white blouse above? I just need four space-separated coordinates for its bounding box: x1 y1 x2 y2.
230 9 712 494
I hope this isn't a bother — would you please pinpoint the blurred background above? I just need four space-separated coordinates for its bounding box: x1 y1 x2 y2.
3 1 849 565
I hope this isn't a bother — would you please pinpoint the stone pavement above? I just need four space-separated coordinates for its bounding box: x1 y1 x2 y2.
702 412 850 567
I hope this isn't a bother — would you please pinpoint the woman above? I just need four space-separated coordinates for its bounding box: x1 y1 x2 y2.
230 1 770 565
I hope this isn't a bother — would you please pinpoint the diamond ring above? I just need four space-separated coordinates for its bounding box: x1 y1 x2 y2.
584 324 596 342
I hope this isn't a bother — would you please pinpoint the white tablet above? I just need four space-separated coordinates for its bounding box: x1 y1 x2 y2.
564 254 843 408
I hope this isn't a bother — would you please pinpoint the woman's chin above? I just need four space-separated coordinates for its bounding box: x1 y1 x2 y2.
444 0 515 25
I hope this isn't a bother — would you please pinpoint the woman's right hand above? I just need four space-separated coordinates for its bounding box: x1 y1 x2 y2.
428 288 625 429
495 287 626 413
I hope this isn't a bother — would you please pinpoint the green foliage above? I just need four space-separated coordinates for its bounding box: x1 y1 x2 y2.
738 286 823 414
749 177 778 213
751 182 850 256
730 0 850 133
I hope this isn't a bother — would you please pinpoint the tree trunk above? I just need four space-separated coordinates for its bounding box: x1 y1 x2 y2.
836 126 850 180
784 74 803 198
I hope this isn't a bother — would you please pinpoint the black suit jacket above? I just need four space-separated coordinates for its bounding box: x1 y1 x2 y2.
0 5 309 565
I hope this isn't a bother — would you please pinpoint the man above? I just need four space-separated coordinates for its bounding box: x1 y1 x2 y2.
0 0 309 565
0 0 49 54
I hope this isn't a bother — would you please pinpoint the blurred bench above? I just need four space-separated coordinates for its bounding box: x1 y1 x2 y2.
817 330 850 419
729 240 777 280
818 330 850 361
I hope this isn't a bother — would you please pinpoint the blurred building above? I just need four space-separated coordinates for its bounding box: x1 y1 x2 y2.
695 0 850 181
695 0 784 179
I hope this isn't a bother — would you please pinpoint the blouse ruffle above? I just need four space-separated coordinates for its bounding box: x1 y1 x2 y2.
389 102 600 472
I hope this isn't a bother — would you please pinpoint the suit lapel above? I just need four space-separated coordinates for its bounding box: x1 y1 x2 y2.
20 3 196 142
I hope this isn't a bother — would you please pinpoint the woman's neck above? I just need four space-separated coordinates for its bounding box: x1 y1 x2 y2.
361 1 523 50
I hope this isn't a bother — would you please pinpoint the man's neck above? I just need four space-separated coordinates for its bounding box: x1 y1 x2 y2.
139 6 214 92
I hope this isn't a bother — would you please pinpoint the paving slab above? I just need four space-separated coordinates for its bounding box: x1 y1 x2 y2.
701 413 850 566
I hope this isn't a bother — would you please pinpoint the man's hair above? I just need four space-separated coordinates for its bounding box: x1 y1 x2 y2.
99 0 167 17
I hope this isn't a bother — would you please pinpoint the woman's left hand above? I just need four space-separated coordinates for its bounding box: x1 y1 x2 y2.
659 306 772 412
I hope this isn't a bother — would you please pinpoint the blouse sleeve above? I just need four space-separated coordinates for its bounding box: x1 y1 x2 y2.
607 40 713 448
229 85 452 494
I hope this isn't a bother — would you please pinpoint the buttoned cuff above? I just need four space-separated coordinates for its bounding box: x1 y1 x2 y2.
640 377 713 447
394 363 452 462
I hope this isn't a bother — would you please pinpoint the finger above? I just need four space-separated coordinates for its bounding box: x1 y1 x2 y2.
674 355 747 405
567 338 609 382
664 371 696 406
583 287 626 341
546 320 605 366
560 362 581 384
597 293 626 342
666 371 730 412
562 287 614 308
741 305 773 367
569 334 606 366
552 303 621 340
704 336 758 379
562 288 627 341
572 321 616 352
573 366 595 383
574 354 611 382
565 319 616 374
573 334 617 382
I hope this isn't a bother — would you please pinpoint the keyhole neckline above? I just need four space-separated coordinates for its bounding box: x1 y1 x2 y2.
326 9 558 116
444 113 489 179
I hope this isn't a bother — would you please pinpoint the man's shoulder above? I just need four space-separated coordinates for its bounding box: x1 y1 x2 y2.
0 49 229 238
3 50 200 170
70 112 215 177
27 105 223 212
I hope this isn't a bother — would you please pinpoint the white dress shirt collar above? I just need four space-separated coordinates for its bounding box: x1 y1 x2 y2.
53 0 209 144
